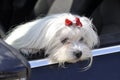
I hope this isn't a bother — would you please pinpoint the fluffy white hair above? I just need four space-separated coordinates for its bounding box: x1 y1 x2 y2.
4 13 99 69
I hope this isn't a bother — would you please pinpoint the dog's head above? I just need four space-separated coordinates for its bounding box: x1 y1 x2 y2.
36 13 99 69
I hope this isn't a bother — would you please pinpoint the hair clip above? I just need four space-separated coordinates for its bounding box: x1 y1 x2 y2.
65 17 82 27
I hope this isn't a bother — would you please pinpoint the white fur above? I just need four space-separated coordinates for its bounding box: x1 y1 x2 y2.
4 13 99 69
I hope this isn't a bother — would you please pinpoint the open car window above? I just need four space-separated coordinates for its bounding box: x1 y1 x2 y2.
0 0 120 80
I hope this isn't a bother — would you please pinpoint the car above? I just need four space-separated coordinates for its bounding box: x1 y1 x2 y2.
0 0 120 80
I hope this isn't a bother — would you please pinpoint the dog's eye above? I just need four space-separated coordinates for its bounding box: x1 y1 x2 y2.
79 37 84 41
61 38 69 44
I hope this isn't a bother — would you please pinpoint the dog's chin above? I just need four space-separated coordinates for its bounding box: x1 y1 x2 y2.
47 47 92 70
49 56 92 70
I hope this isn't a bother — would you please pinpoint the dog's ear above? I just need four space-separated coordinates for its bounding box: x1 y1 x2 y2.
85 27 99 48
81 17 99 49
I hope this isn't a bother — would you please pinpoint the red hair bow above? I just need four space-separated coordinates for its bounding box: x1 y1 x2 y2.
65 17 82 27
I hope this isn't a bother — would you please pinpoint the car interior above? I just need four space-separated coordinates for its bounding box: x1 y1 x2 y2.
0 0 120 59
0 0 120 80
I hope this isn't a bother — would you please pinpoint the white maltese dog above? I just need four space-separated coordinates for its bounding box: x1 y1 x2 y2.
4 13 99 69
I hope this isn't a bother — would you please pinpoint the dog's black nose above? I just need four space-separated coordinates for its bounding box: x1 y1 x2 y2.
74 51 82 58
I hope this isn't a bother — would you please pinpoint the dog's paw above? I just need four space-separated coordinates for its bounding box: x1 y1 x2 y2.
19 48 38 55
19 48 45 60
